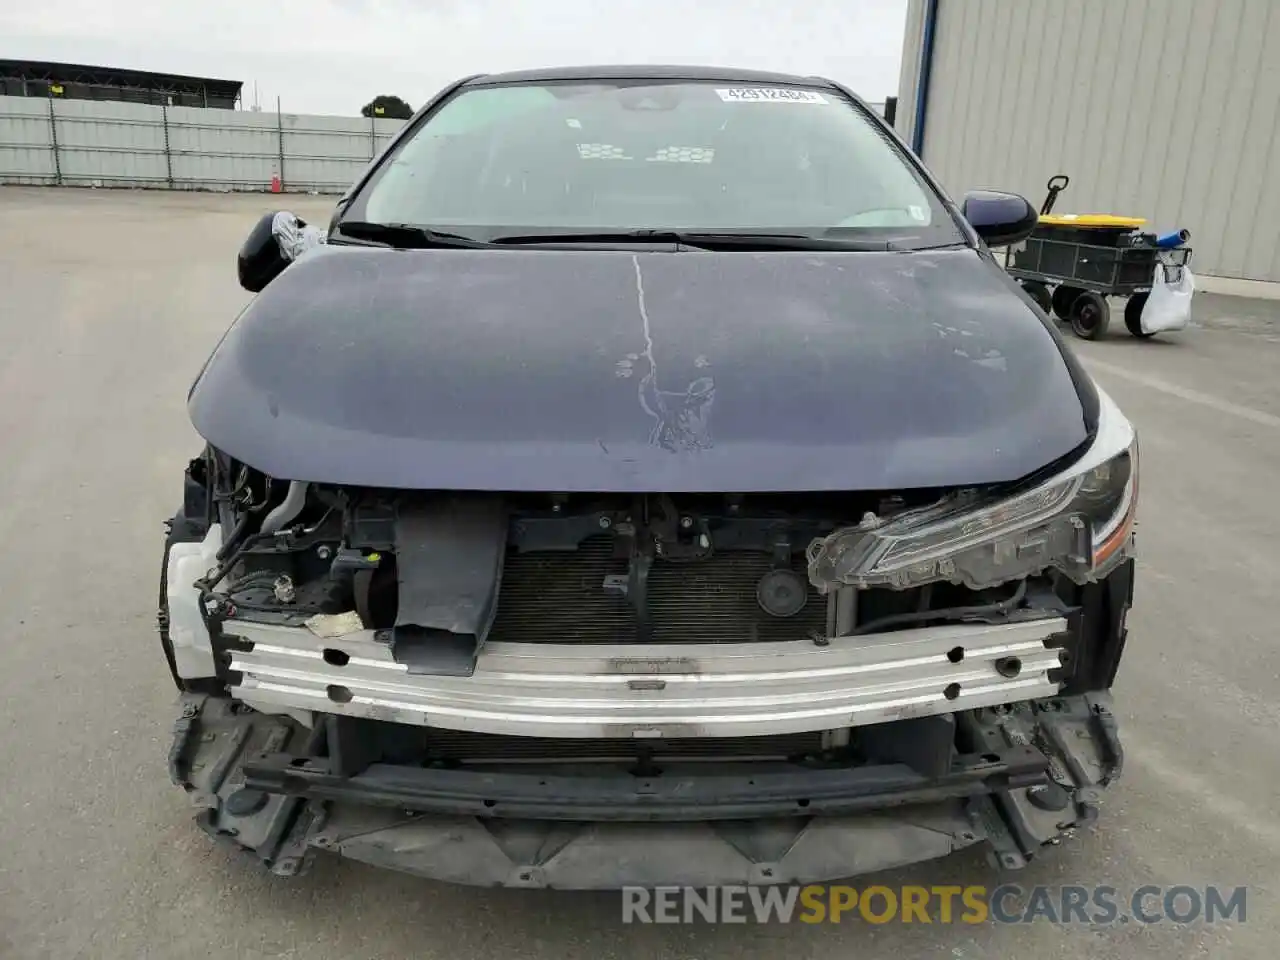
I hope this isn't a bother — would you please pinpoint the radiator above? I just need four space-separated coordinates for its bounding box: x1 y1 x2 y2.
487 536 827 644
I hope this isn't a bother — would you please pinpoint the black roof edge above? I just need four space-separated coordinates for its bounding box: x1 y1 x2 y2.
461 64 840 87
0 58 242 97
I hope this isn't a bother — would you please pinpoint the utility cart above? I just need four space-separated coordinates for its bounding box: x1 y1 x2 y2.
1004 175 1193 340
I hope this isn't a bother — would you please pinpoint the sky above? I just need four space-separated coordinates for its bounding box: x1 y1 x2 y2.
2 0 910 116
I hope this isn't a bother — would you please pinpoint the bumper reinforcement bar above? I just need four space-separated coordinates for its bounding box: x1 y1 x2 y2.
224 615 1068 738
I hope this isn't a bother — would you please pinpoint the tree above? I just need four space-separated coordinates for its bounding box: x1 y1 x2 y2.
361 95 414 120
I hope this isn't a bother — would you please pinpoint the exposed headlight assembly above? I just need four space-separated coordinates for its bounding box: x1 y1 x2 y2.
807 390 1137 592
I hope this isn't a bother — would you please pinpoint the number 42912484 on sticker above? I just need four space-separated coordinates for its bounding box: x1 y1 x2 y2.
715 87 828 103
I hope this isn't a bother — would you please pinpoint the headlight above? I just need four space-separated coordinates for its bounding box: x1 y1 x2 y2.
807 391 1137 592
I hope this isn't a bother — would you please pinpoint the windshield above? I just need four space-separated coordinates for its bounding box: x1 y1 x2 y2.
345 80 961 247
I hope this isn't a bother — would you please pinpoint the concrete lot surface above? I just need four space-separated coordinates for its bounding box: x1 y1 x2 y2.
0 187 1277 959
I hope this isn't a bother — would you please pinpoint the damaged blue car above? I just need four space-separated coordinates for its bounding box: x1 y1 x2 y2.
162 66 1135 888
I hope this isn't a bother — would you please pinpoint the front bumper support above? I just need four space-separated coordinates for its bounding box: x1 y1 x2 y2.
170 690 1122 887
242 747 1047 821
224 616 1068 738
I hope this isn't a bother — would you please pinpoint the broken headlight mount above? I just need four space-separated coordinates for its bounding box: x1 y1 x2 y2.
808 392 1137 593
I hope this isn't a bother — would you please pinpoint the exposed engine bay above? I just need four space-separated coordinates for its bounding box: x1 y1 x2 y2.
162 445 1131 886
167 446 1129 690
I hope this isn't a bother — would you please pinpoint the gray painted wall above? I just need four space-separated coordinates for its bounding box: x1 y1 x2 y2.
0 95 405 193
898 0 1280 282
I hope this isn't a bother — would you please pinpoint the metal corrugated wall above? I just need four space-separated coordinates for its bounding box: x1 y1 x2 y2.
0 96 404 193
897 0 1280 283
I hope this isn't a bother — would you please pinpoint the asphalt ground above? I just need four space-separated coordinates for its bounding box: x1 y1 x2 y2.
1 187 1277 959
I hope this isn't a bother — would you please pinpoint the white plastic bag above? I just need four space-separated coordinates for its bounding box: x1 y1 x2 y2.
270 210 326 263
1140 262 1194 334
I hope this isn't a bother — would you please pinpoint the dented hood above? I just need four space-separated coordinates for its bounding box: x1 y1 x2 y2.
188 244 1093 491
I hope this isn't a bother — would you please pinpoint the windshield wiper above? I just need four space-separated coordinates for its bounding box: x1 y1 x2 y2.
337 223 914 251
490 230 897 251
335 221 492 249
491 230 685 246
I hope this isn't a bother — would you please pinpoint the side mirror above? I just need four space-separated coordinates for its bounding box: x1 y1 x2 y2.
237 211 291 292
960 190 1038 247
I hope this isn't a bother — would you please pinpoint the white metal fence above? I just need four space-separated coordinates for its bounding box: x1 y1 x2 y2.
0 95 406 193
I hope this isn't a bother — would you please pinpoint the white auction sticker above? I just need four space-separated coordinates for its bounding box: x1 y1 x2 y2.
715 87 828 104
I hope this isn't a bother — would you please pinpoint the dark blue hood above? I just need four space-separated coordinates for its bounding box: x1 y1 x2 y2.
189 244 1092 492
